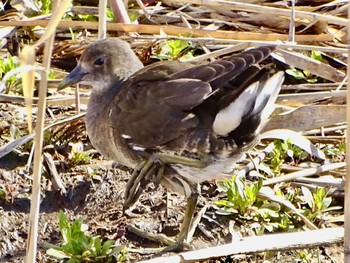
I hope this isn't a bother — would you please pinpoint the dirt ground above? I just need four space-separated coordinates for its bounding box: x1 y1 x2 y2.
0 132 344 262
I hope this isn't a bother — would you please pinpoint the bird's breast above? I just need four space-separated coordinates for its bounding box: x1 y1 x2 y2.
86 102 140 168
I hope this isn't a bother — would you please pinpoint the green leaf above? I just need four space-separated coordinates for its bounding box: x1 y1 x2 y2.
46 248 70 260
214 199 231 207
258 208 279 218
235 175 246 200
286 149 294 159
94 237 102 255
47 211 127 262
167 39 189 57
153 38 193 60
286 69 306 80
305 77 318 83
301 186 314 210
58 211 70 243
101 240 114 255
252 179 262 196
321 197 332 211
311 50 322 62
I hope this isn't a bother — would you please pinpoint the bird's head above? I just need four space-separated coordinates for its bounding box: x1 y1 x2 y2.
57 38 144 91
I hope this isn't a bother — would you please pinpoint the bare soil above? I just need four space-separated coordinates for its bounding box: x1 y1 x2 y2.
0 130 344 262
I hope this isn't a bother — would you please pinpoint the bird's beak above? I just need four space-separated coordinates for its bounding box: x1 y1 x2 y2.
57 65 87 91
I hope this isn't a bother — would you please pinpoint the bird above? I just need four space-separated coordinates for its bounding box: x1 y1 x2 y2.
58 38 284 251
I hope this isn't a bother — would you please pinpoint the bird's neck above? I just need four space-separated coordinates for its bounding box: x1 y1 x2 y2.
89 80 120 107
86 79 121 137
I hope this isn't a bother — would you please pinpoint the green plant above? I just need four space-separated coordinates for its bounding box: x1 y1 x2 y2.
301 186 338 222
0 54 57 93
128 10 140 23
216 175 262 214
286 50 323 83
68 142 92 166
216 176 294 234
3 124 21 142
0 185 6 201
322 142 345 162
48 69 58 80
294 249 316 263
0 54 22 93
64 10 96 22
76 14 98 22
38 0 52 14
252 202 293 233
267 139 309 174
153 38 195 61
46 211 127 263
69 151 92 166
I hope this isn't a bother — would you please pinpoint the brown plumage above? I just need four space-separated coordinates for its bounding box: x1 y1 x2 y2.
58 38 284 251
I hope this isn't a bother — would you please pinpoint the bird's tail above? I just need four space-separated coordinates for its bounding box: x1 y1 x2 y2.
213 71 284 147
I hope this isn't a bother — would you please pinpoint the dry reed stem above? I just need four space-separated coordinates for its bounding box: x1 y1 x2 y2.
98 0 107 39
25 32 55 263
343 2 350 261
138 228 344 263
171 0 348 26
24 1 72 262
0 20 334 42
263 162 346 186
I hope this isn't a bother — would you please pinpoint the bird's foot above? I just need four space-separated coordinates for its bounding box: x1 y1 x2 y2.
127 225 192 252
126 190 199 254
160 243 187 253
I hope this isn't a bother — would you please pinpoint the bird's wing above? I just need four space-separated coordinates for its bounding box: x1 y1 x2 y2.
111 46 276 148
111 62 208 148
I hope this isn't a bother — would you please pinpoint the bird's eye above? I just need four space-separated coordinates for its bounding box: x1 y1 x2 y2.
94 57 105 66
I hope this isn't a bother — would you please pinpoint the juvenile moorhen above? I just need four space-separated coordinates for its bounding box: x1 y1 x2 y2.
58 38 284 251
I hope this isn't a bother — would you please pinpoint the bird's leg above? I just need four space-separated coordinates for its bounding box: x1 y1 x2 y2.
124 154 204 250
126 186 199 252
177 188 200 246
162 187 199 252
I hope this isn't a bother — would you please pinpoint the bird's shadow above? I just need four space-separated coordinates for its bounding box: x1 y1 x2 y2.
0 179 91 214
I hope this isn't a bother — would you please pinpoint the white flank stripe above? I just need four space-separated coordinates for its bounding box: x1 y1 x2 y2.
213 82 258 136
256 72 284 123
132 145 146 151
121 134 132 139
